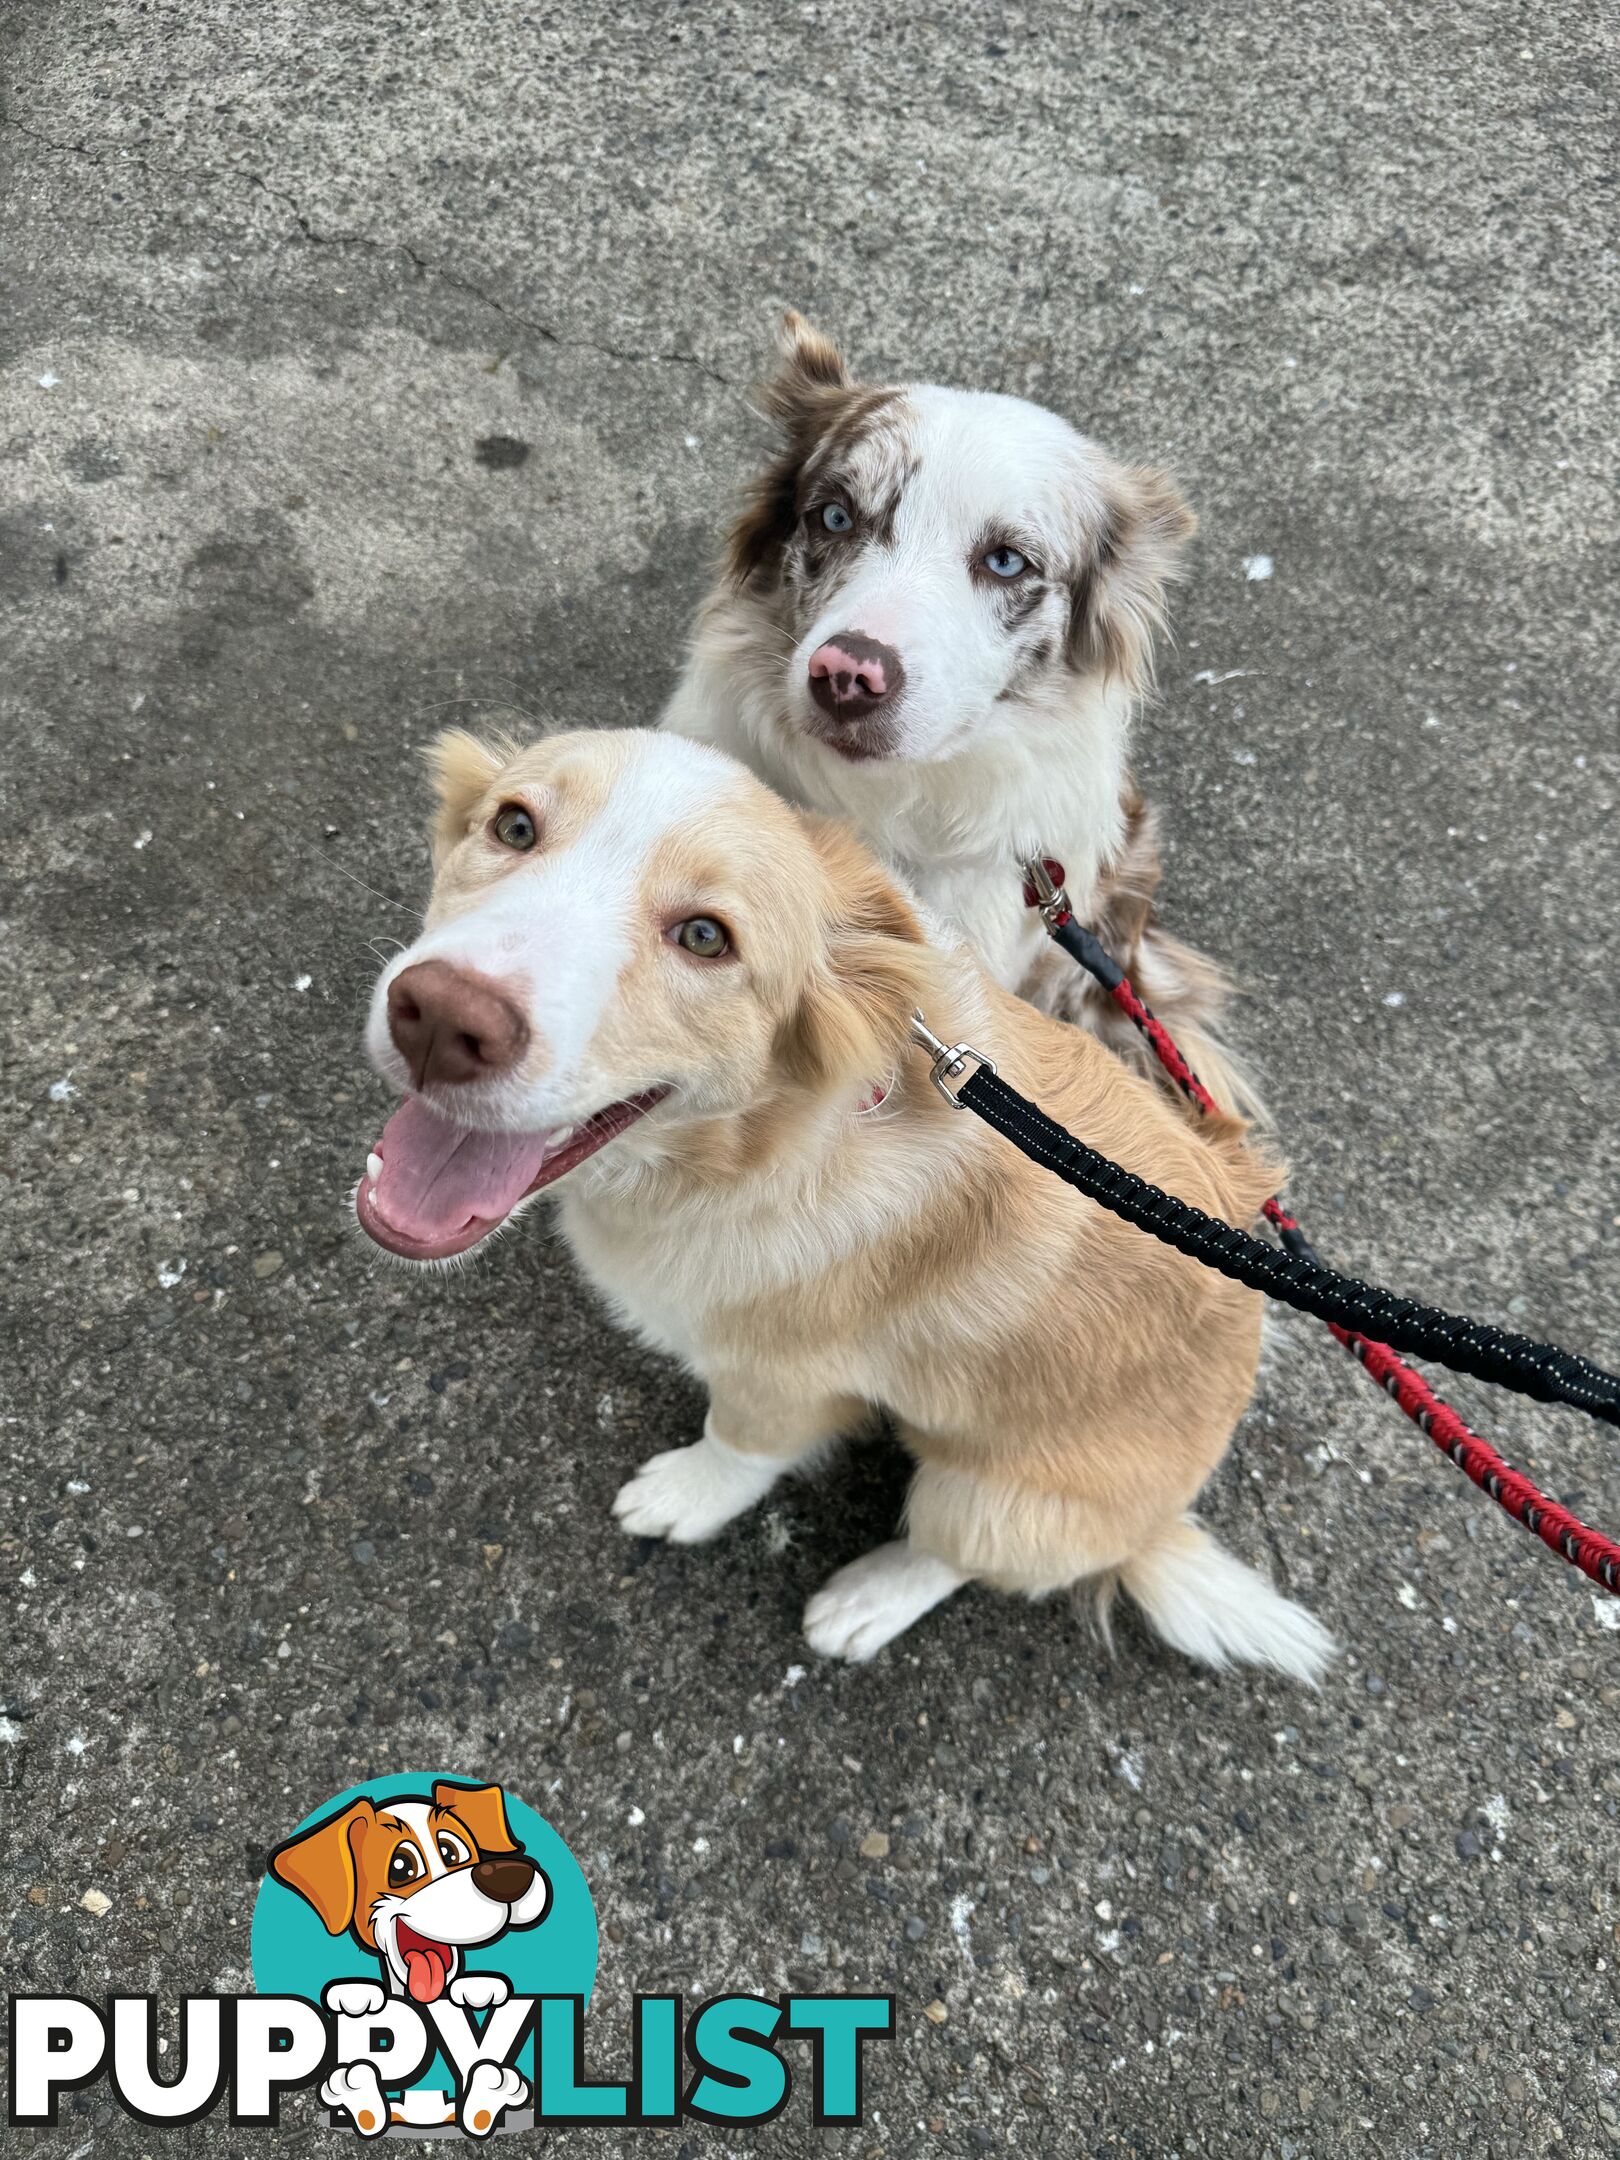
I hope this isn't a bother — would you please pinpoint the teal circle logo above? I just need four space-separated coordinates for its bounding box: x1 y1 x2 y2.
251 1772 596 2131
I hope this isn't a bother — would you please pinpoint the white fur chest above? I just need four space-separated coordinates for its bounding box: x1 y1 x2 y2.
554 1108 980 1378
663 614 1128 993
899 856 1046 993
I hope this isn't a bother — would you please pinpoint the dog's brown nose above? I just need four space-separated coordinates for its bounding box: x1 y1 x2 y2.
472 1852 536 1904
807 632 905 720
387 960 529 1090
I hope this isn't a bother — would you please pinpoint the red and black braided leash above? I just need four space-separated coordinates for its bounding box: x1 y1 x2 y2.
1007 859 1620 1597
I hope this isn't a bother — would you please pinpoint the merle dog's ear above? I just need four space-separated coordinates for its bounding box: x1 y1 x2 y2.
725 312 857 586
757 311 851 430
1068 466 1197 697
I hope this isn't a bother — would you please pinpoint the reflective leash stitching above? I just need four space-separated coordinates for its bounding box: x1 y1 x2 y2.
903 863 1620 1595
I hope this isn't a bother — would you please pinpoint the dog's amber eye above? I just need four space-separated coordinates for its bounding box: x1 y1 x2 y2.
388 1845 423 1887
437 1832 470 1867
671 917 730 959
492 803 537 851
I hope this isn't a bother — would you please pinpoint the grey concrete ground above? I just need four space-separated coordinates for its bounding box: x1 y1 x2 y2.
3 2 1617 2152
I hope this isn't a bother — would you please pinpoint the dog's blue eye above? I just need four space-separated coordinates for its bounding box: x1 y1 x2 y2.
983 545 1028 579
820 503 854 534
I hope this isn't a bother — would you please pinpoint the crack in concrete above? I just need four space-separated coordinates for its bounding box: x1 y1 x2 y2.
1230 1428 1295 1595
2 117 734 387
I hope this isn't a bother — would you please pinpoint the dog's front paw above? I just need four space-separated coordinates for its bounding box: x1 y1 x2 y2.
460 2062 528 2138
323 1979 387 2019
611 1437 779 1544
803 1543 965 1663
448 1972 510 2012
321 2062 389 2138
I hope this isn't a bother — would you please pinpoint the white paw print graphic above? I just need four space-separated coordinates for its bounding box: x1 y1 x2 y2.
460 2061 528 2137
448 1972 511 2011
320 2061 389 2138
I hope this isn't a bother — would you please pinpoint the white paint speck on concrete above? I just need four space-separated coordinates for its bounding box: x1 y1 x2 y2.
1110 1747 1144 1792
950 1892 977 1965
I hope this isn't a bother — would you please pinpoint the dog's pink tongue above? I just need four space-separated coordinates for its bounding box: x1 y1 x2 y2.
404 1945 449 2005
370 1096 551 1243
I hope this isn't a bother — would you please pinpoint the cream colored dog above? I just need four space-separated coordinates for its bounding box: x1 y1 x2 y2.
355 727 1331 1681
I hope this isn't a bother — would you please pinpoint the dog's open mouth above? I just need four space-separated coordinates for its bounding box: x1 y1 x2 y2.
356 1089 670 1261
392 1917 458 2005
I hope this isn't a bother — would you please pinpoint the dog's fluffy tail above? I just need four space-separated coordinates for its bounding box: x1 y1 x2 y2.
1068 785 1267 1125
1056 957 1265 1127
1108 1516 1335 1686
1115 925 1266 1125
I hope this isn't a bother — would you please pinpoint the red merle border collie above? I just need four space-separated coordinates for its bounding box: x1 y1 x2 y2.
662 313 1256 1116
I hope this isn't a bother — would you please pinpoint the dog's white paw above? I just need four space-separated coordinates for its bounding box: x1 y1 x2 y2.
448 1972 510 2012
323 1979 386 2019
803 1543 965 1663
321 2062 389 2137
612 1436 780 1544
460 2061 528 2138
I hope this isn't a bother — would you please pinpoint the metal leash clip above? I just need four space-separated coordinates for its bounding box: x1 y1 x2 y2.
909 1010 997 1108
1021 853 1072 930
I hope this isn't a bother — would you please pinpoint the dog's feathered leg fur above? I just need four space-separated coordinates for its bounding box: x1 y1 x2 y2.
1038 784 1266 1124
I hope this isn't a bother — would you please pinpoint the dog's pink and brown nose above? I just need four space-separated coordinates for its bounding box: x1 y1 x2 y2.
473 1852 536 1903
387 960 528 1090
807 633 905 720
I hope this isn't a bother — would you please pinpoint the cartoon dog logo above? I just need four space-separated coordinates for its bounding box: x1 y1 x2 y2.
270 1778 551 2133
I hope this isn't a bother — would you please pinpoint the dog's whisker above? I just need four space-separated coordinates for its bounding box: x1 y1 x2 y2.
398 694 552 731
409 667 551 700
242 909 389 996
288 843 425 922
